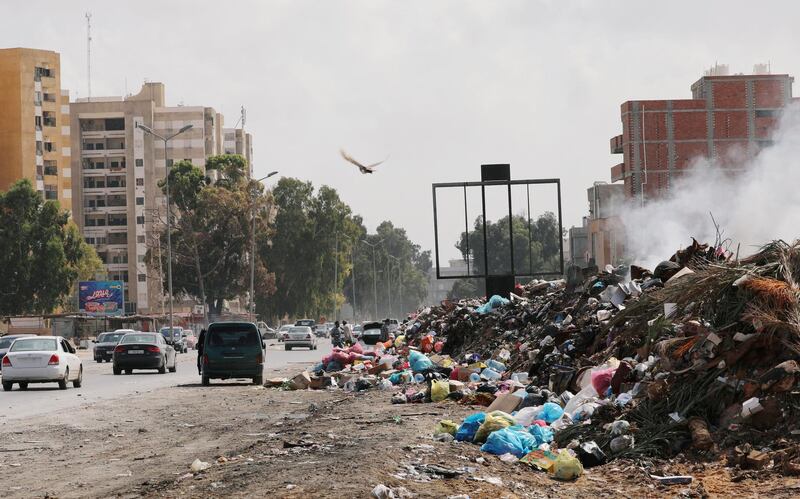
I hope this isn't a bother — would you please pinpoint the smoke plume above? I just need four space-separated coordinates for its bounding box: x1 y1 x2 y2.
620 103 800 269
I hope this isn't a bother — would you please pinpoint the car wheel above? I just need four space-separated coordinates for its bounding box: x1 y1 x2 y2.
58 368 69 390
125 369 132 375
158 358 167 374
285 345 291 351
73 366 83 388
253 375 263 385
113 365 121 375
2 382 12 391
201 375 210 386
19 382 28 390
169 360 177 373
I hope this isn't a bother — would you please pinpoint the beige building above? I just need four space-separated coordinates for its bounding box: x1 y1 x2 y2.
69 82 226 314
222 128 253 175
0 48 71 204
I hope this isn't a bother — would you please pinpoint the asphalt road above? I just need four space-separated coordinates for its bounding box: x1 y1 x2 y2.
0 338 332 421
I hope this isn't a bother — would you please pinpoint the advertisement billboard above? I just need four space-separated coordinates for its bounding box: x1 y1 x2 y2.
79 281 125 316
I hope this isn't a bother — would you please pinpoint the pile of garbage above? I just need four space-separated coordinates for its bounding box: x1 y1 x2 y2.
279 239 800 478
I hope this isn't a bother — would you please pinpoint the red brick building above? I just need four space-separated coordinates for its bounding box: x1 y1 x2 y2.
610 70 795 201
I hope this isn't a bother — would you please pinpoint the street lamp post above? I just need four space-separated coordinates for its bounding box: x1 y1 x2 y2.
136 122 193 335
250 171 279 322
361 239 383 320
387 254 401 318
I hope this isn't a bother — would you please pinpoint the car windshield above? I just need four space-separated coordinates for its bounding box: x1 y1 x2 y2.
98 333 124 343
160 328 181 338
295 320 314 326
279 326 292 331
121 334 158 344
0 337 22 349
208 325 259 347
290 327 310 334
10 338 58 352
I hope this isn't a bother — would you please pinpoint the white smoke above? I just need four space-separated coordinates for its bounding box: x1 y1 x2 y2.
621 103 800 269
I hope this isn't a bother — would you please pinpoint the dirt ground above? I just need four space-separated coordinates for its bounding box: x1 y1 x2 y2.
1 363 799 498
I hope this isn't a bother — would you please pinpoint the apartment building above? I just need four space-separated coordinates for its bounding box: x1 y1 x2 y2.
69 82 225 315
0 48 71 204
222 128 253 175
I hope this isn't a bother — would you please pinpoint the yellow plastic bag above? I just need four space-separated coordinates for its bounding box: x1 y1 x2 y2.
430 379 450 402
550 449 583 481
473 411 514 443
434 419 458 436
394 335 406 348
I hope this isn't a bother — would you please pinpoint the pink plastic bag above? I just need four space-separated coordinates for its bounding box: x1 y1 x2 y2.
332 351 351 364
349 343 364 355
591 368 616 395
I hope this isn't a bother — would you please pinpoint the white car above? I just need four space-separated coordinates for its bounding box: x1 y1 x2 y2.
1 336 83 391
284 326 317 350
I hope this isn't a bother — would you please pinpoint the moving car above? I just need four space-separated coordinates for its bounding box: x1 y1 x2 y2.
92 331 126 362
277 324 292 342
295 319 316 329
314 324 329 338
183 332 198 350
258 321 277 339
113 332 177 375
360 321 384 345
201 322 265 386
0 334 34 370
160 326 187 353
285 326 317 350
1 336 83 391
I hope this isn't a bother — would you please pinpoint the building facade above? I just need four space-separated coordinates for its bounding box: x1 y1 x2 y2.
0 48 71 204
610 66 795 202
222 128 253 175
69 82 226 315
585 182 625 268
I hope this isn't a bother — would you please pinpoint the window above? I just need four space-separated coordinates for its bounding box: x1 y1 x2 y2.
35 116 42 130
138 273 146 282
36 141 43 155
34 67 53 80
43 111 56 127
136 215 145 225
105 118 125 130
34 91 42 105
44 141 54 152
83 142 94 150
136 197 144 205
137 235 145 243
756 109 778 118
95 161 105 169
135 158 144 167
44 185 58 200
44 163 57 176
43 92 56 103
136 178 144 186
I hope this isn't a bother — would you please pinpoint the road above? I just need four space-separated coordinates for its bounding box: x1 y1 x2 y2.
0 338 332 421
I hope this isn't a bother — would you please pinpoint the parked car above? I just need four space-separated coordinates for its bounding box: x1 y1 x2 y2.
360 321 383 345
200 322 265 386
1 336 83 391
92 331 126 362
160 326 187 353
285 326 317 350
183 332 198 350
386 318 400 334
0 334 35 370
258 321 277 339
113 332 177 375
314 325 329 338
277 324 292 342
352 324 363 340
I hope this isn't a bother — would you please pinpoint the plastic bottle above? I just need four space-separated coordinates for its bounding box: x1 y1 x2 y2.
469 372 481 383
414 373 425 384
486 359 507 372
481 368 502 381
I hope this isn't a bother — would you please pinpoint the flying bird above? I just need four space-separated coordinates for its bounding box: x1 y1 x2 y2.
340 149 387 174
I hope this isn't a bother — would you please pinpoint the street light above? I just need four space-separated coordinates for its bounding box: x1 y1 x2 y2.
361 238 384 320
387 254 401 318
136 122 193 335
250 171 279 322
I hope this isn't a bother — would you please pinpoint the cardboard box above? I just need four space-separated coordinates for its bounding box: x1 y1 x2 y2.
264 378 287 388
448 380 465 392
485 390 523 413
289 372 311 390
457 367 480 382
309 375 332 390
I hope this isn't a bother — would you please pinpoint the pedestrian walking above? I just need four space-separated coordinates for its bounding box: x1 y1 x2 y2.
197 328 207 375
330 321 344 348
342 320 354 346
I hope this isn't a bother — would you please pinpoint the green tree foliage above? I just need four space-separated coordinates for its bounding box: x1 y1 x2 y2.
151 157 275 318
0 180 90 315
457 212 562 276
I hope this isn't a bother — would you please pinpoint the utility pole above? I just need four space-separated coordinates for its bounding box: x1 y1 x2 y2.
333 232 339 321
351 242 357 324
85 12 92 101
388 254 401 319
361 239 383 320
250 172 279 322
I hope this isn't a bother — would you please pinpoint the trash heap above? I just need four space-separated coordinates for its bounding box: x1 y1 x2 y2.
404 239 800 478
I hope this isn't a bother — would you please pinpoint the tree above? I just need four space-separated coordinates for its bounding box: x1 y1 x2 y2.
0 180 88 315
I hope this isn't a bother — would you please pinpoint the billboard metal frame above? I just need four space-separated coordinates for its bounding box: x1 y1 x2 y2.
432 177 564 281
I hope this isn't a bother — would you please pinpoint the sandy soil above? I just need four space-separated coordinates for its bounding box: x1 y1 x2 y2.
1 363 798 498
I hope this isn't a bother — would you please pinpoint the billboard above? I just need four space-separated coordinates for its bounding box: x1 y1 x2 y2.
79 281 124 316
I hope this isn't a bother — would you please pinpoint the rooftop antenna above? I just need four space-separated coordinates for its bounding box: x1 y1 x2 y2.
85 12 92 101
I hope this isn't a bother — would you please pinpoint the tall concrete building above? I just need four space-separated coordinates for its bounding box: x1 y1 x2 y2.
0 48 71 204
609 66 795 201
69 82 226 315
222 128 253 175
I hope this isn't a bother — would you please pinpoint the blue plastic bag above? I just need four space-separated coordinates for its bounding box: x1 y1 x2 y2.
409 350 434 372
538 402 564 423
480 427 538 457
389 372 403 385
529 425 554 446
455 412 486 442
476 295 510 314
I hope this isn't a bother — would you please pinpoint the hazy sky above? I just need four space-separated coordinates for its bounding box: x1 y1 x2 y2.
3 1 798 263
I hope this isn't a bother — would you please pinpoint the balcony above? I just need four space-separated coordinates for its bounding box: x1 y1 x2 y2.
610 134 624 154
610 163 626 183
